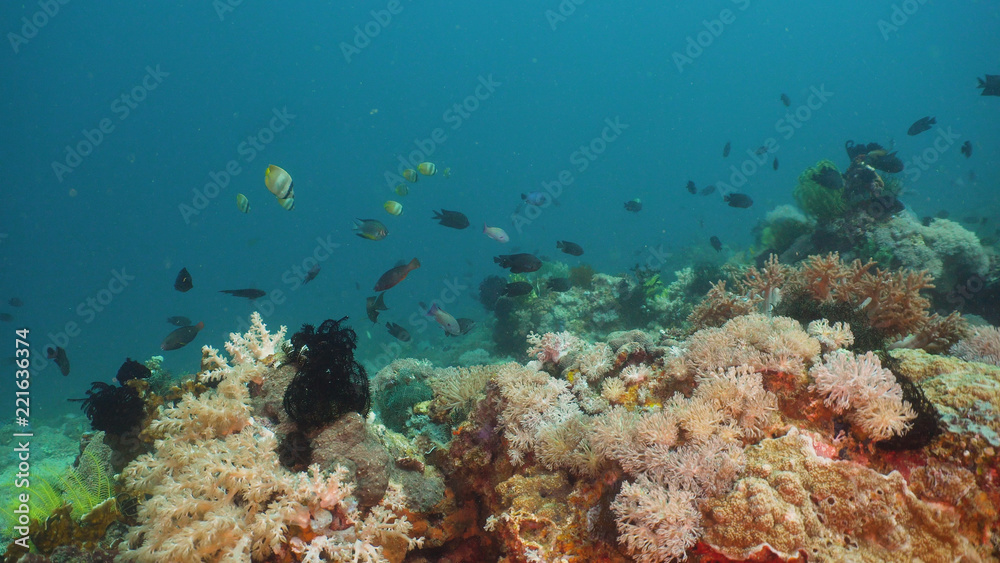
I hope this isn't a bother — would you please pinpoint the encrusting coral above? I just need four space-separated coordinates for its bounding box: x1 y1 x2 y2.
701 428 983 561
118 312 422 563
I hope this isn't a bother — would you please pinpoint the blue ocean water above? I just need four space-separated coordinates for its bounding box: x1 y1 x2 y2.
1 0 997 420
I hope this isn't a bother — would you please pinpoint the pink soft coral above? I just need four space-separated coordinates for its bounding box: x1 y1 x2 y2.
950 325 1000 366
808 351 916 440
526 331 581 364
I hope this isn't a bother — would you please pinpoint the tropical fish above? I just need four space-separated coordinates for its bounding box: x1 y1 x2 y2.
773 158 779 171
366 292 388 323
394 184 409 197
264 165 294 199
976 74 1000 96
384 200 403 216
686 180 697 194
722 141 731 158
484 224 509 243
219 289 266 300
624 199 642 212
868 152 904 174
116 358 151 383
724 193 753 208
503 281 534 297
0 313 12 322
521 192 551 206
556 241 584 256
547 278 571 292
907 116 935 136
710 236 722 252
46 345 70 376
813 167 844 190
755 145 769 156
386 322 411 342
277 197 294 210
353 219 388 241
494 253 542 274
417 162 437 176
442 167 452 178
433 209 470 229
780 93 791 107
700 185 717 196
303 264 321 284
426 303 460 335
402 168 419 182
236 193 250 213
167 316 192 327
961 141 972 158
174 268 193 292
446 318 476 337
161 321 204 351
9 298 23 307
374 258 421 291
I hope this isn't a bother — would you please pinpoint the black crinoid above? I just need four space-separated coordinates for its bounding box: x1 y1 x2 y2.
78 381 146 435
283 317 371 430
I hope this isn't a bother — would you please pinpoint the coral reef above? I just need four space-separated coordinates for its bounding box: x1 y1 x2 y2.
952 325 1000 367
117 314 423 562
701 428 983 561
869 213 990 296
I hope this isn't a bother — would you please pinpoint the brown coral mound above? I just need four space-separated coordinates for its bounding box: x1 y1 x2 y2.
689 253 966 350
702 428 987 562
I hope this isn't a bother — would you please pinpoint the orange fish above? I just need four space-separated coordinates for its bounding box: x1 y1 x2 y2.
374 258 421 292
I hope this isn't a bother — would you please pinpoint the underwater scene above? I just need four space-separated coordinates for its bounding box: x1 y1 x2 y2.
1 1 999 562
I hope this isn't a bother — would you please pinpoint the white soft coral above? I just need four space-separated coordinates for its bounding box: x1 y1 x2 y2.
226 311 287 365
200 312 286 383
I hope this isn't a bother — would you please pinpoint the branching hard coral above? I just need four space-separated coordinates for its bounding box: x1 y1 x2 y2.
687 281 760 330
950 325 1000 366
809 351 915 440
739 254 792 313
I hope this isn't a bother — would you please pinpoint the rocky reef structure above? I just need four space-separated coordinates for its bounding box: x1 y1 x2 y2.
7 251 999 562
